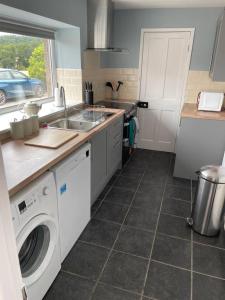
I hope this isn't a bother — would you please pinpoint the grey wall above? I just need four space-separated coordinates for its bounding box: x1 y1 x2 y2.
55 27 81 69
0 0 87 49
102 8 224 70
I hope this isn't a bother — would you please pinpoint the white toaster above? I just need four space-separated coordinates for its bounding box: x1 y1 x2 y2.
197 91 224 111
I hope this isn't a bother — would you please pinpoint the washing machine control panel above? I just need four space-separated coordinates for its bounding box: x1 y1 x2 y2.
18 201 27 214
18 193 39 215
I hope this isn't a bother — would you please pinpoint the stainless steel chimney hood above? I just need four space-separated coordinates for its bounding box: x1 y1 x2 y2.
86 0 128 53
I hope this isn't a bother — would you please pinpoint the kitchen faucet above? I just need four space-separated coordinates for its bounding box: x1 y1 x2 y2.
60 86 68 119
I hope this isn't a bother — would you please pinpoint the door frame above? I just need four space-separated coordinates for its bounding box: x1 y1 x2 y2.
137 28 195 151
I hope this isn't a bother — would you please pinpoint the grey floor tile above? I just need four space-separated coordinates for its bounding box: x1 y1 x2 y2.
121 165 144 179
193 229 225 249
95 202 129 224
144 261 191 300
142 170 167 185
62 241 109 280
157 213 191 240
105 186 135 205
43 272 94 300
114 226 154 258
162 197 191 218
151 151 172 160
167 176 191 188
165 185 191 201
193 273 225 300
128 157 150 169
193 243 225 279
114 176 140 191
152 234 191 269
132 191 161 213
80 219 120 248
125 207 158 231
92 283 140 300
100 251 148 293
138 182 164 194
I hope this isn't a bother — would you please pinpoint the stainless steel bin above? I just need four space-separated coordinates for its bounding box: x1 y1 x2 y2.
188 165 225 236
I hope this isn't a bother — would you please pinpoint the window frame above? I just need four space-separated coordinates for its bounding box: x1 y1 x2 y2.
0 37 56 116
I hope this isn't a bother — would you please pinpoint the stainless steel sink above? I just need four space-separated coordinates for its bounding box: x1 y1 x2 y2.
49 118 100 132
48 109 115 132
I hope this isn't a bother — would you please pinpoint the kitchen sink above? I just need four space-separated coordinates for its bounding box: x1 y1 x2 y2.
49 118 100 132
48 109 115 132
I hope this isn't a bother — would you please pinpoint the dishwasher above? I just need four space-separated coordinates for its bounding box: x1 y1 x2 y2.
51 143 91 262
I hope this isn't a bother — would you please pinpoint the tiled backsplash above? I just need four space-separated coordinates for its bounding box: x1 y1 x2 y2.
82 52 139 102
184 70 225 103
56 68 83 105
57 55 225 105
103 68 139 100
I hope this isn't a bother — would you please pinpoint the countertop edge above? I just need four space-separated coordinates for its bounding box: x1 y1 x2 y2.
4 109 125 197
181 103 225 121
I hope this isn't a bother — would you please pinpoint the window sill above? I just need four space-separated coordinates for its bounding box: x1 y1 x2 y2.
0 99 82 134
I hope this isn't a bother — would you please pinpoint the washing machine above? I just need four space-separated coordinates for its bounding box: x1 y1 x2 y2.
10 172 61 300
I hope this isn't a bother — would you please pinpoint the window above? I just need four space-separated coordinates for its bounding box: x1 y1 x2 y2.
0 70 11 80
11 71 28 79
0 29 55 112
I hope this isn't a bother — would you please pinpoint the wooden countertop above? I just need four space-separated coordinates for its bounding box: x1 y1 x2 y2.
181 103 225 121
2 108 124 197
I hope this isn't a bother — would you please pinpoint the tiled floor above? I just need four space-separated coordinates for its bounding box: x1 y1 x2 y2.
44 149 225 300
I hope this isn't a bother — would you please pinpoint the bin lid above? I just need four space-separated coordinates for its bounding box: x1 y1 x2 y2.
199 165 225 183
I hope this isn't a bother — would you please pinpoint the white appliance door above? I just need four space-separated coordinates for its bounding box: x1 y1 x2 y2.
138 31 191 152
17 214 59 299
56 153 91 262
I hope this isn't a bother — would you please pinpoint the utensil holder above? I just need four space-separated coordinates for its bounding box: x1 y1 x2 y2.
112 91 119 100
84 91 94 105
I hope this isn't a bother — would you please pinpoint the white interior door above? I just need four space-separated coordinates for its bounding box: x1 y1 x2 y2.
138 30 193 152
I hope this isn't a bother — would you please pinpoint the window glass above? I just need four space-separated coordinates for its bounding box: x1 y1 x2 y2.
11 70 27 79
0 32 54 109
0 71 12 80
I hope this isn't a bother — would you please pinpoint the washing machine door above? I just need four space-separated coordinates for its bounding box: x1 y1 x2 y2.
17 214 58 287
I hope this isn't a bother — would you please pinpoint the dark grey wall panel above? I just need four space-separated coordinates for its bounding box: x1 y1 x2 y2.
174 118 225 179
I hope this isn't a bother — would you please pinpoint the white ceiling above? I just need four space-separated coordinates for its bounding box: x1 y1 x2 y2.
113 0 225 9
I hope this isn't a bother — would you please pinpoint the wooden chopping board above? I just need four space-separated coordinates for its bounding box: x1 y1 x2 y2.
24 128 79 149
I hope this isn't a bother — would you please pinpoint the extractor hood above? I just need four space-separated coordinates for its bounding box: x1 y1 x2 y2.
87 0 128 53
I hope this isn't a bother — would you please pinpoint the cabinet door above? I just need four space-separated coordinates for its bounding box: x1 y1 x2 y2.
91 128 107 204
107 117 123 178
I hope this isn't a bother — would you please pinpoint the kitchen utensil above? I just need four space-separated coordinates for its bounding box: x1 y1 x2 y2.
106 82 114 90
24 128 79 149
84 91 94 105
116 81 123 91
84 82 94 105
19 101 42 116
